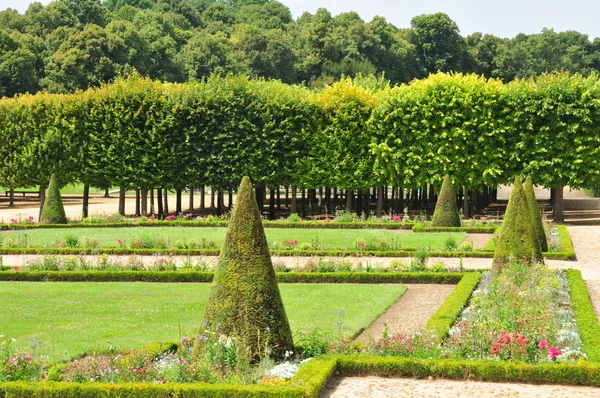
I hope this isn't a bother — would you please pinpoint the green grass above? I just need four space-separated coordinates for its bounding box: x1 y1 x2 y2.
0 282 406 361
1 227 466 250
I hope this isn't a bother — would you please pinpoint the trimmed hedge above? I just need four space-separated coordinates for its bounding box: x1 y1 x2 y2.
334 355 600 386
0 221 415 231
426 272 481 339
413 224 497 233
567 269 600 362
0 271 465 284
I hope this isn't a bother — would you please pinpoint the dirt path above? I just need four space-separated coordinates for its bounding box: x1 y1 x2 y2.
354 284 455 343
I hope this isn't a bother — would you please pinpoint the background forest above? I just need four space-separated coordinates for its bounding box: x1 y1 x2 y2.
1 0 600 97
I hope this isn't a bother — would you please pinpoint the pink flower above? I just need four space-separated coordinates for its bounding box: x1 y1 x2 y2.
165 215 176 220
548 346 562 359
10 219 17 224
290 239 298 245
538 340 549 348
184 213 193 219
27 216 34 222
13 266 19 271
481 216 488 221
393 215 402 222
149 214 156 220
414 215 420 219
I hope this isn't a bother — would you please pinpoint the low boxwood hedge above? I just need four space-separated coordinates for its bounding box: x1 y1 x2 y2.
0 271 465 284
0 221 415 231
413 224 497 233
567 269 600 362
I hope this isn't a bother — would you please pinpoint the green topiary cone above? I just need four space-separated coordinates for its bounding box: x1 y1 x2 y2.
523 176 548 252
193 176 293 359
39 174 67 224
493 177 543 266
431 175 461 227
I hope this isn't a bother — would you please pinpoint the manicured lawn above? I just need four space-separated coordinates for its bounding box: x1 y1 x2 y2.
0 282 406 361
1 227 466 250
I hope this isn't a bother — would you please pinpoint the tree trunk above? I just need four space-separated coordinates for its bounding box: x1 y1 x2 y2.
346 189 352 211
269 188 275 220
228 189 233 210
38 185 46 220
104 187 110 198
82 184 89 218
552 186 565 223
188 186 194 211
157 188 163 218
472 189 482 216
301 188 306 218
276 187 281 210
291 186 297 214
356 191 363 217
363 189 370 216
255 186 265 216
163 188 169 214
211 188 215 209
150 189 154 215
308 188 316 216
216 190 223 216
462 188 471 219
200 186 205 209
376 186 384 218
8 188 14 208
176 189 182 214
118 185 126 216
141 189 148 216
135 189 141 216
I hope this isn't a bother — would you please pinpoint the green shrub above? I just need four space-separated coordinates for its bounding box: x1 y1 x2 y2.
194 176 294 359
523 177 548 251
39 174 67 224
493 177 543 265
431 175 461 227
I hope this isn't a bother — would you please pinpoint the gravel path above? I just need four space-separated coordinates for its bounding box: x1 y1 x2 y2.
354 284 455 344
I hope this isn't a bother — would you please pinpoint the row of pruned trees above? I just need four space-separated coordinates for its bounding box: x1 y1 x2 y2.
0 72 599 221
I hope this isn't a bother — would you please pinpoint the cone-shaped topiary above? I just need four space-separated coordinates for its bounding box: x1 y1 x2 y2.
493 177 543 266
193 176 293 359
431 175 461 227
39 174 67 224
524 176 548 252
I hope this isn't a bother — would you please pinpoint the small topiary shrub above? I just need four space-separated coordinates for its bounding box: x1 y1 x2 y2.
193 176 294 359
39 174 67 224
493 177 543 266
523 176 548 252
431 175 461 227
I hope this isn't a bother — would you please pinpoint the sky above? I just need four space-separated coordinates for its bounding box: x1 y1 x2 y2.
3 0 600 40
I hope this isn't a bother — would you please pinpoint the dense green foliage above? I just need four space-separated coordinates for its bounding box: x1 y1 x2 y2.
2 1 600 95
431 175 460 227
1 72 600 197
39 174 67 224
523 176 548 251
195 177 294 358
492 177 543 265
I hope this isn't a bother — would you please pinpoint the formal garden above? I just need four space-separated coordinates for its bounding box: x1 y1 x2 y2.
0 169 599 397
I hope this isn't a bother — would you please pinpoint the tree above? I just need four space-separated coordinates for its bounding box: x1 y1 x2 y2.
178 31 241 80
431 174 460 227
492 177 543 265
193 176 293 359
523 176 548 252
410 13 470 74
0 30 39 96
39 174 68 224
62 0 108 27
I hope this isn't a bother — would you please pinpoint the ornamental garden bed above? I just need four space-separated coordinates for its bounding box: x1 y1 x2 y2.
1 267 599 397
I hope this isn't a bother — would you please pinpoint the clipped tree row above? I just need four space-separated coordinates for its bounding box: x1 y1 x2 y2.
0 72 599 220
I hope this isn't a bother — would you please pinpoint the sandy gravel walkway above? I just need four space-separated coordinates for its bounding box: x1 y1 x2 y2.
320 376 600 397
354 284 455 344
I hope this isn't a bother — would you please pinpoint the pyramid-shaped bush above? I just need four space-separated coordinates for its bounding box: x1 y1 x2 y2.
523 176 548 252
493 177 543 266
193 176 293 359
431 175 461 227
39 174 67 224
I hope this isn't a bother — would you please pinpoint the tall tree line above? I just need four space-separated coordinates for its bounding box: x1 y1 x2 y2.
2 0 600 96
0 72 598 221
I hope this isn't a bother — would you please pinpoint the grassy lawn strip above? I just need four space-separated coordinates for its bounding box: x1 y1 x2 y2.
0 282 405 361
1 227 466 250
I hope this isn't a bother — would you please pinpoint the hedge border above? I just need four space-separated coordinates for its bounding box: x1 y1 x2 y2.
0 271 464 284
566 269 600 362
0 221 415 231
413 224 497 233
